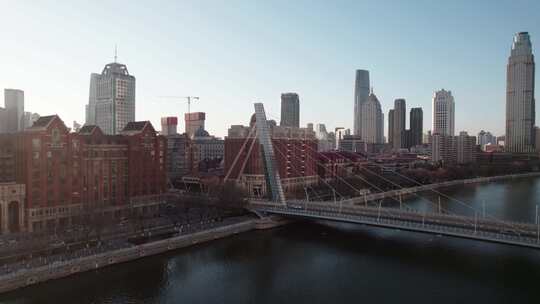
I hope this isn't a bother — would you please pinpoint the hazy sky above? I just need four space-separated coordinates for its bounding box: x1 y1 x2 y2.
1 0 539 137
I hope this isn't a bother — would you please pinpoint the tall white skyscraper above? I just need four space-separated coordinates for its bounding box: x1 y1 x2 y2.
4 89 24 133
506 32 535 153
354 69 370 137
361 90 384 144
85 61 136 134
432 89 455 136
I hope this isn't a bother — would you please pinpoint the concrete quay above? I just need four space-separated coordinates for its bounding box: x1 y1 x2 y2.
0 217 282 295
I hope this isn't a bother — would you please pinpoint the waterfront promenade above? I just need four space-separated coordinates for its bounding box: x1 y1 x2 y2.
0 216 258 294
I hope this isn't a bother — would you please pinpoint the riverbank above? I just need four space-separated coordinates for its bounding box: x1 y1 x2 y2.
0 216 288 295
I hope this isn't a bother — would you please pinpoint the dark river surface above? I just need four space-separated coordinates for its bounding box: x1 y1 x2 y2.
2 177 540 304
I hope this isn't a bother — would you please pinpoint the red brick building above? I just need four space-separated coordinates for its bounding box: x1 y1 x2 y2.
1 115 167 233
224 115 318 198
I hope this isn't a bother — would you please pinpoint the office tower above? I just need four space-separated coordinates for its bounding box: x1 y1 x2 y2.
457 131 477 164
86 60 136 134
432 89 455 136
393 98 406 149
353 69 370 137
388 109 394 145
185 112 205 138
161 117 178 136
410 107 423 147
506 32 535 153
431 134 457 164
280 93 300 127
4 89 24 132
361 91 384 144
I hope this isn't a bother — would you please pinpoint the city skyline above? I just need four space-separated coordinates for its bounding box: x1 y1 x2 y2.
1 1 539 138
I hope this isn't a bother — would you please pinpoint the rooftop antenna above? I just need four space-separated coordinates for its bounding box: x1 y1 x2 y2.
114 45 118 63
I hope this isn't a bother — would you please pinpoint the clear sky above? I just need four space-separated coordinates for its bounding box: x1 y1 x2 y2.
1 0 539 138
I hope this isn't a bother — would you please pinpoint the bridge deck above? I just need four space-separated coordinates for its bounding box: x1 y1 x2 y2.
250 201 540 249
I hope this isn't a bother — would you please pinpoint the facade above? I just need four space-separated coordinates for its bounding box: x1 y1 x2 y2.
432 89 455 136
225 116 318 197
86 62 136 135
339 135 365 153
457 132 477 164
505 32 535 153
392 98 406 149
410 107 423 147
191 129 224 165
317 151 366 180
166 134 193 181
161 116 178 136
185 112 205 138
361 92 384 144
4 89 25 133
0 183 25 234
0 115 166 233
0 107 6 133
280 93 300 128
431 134 456 165
477 130 497 150
353 69 370 137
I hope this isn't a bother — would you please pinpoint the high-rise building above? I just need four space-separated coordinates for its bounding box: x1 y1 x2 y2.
185 112 205 138
354 70 370 137
161 117 178 136
280 93 300 128
388 109 394 145
431 134 456 165
4 89 24 133
410 107 423 147
361 91 384 144
393 98 406 149
477 130 497 150
86 61 136 134
506 32 535 153
457 131 477 164
315 123 335 151
335 127 350 150
432 89 455 136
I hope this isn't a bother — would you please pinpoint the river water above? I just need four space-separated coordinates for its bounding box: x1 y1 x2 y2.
2 177 540 304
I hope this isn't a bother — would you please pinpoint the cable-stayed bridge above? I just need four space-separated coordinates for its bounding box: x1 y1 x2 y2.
238 103 540 250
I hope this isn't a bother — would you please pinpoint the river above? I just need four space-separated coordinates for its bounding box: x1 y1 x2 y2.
2 177 540 303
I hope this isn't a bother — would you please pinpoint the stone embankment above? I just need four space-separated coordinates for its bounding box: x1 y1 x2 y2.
0 218 277 294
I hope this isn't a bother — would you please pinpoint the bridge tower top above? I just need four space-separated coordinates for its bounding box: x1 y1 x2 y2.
254 103 286 204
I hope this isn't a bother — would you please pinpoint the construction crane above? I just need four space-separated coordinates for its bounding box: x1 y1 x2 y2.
157 96 200 114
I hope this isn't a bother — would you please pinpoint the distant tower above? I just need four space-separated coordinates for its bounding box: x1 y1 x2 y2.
280 93 300 127
4 89 24 132
388 109 394 145
506 32 535 153
185 112 206 138
410 107 423 146
354 70 370 137
161 116 178 136
86 52 136 134
432 89 455 136
361 90 384 144
393 98 406 149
